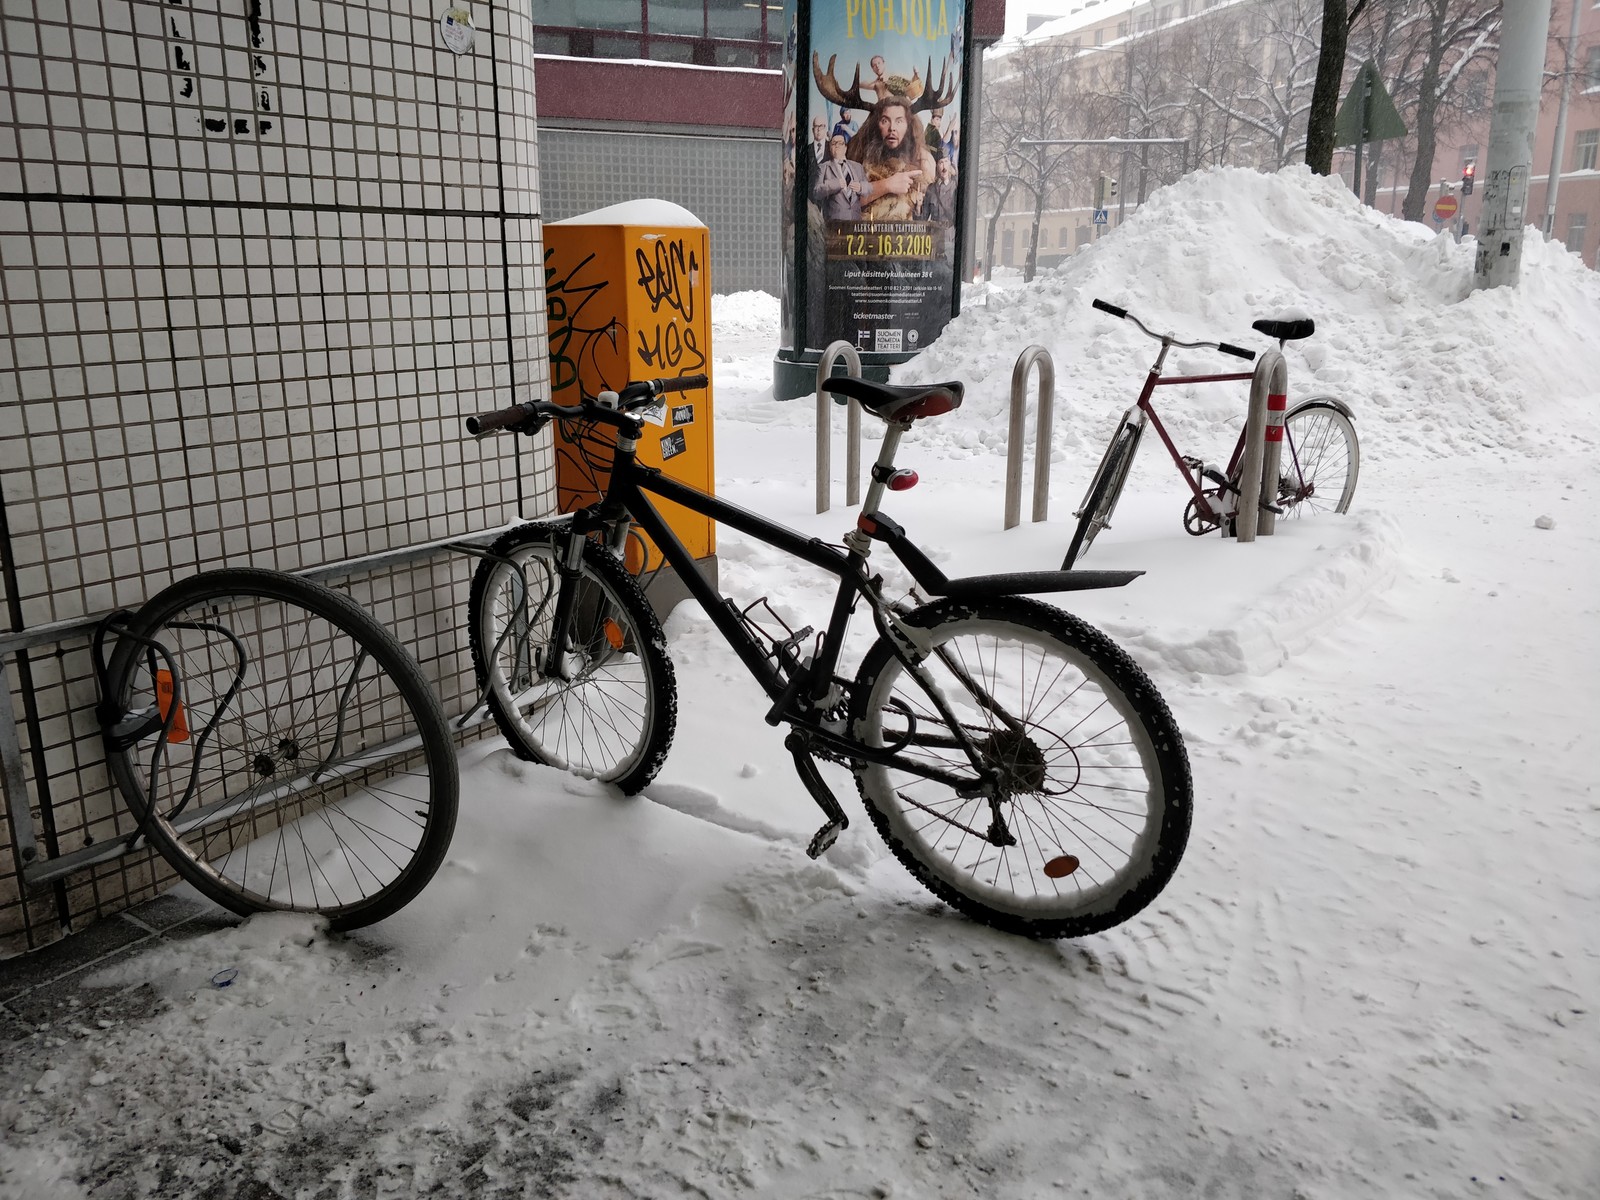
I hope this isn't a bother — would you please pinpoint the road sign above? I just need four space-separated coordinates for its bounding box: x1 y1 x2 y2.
1335 61 1408 146
1434 195 1459 222
1092 209 1109 225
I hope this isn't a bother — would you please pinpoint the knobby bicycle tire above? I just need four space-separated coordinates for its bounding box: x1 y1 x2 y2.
1063 427 1138 569
104 568 459 930
467 523 676 795
849 595 1192 939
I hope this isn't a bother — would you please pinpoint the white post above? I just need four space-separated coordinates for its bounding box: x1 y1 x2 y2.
1473 0 1554 290
1256 354 1289 537
1236 350 1282 543
1005 346 1055 529
1541 0 1584 237
815 342 863 514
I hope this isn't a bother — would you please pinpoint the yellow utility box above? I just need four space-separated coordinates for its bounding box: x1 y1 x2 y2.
543 202 716 588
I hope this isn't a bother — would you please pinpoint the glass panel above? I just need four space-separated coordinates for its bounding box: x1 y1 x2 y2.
706 0 762 40
581 1 646 32
651 0 707 37
715 40 760 67
649 36 695 63
533 30 572 54
594 33 645 58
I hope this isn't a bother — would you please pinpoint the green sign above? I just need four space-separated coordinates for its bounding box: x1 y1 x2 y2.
1335 61 1407 146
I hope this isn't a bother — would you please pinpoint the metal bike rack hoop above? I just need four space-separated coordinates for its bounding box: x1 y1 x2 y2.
815 341 863 515
1236 348 1286 543
1005 345 1055 529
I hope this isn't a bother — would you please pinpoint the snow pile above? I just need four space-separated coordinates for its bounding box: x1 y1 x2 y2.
901 165 1600 462
710 290 780 335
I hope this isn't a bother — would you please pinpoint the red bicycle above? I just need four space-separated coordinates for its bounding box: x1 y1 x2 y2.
1062 300 1359 569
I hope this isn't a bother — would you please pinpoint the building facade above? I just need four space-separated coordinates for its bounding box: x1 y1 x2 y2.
536 1 1009 293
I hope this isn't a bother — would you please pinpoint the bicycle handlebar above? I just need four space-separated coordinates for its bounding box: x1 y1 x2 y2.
465 374 709 437
1092 297 1257 362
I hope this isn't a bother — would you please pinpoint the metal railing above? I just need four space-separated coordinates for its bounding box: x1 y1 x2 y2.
1004 345 1055 529
814 341 863 514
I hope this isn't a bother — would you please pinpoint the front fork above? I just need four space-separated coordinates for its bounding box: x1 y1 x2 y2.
538 527 589 683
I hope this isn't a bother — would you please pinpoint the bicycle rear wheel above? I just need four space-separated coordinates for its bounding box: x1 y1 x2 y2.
849 596 1191 939
1277 399 1359 515
104 568 458 930
1062 425 1139 569
468 523 675 794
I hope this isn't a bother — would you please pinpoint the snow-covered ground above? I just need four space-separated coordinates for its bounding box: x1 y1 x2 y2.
4 166 1598 1199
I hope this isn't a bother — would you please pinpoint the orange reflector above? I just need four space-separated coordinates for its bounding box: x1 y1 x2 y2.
602 618 625 650
155 669 191 743
1042 854 1080 878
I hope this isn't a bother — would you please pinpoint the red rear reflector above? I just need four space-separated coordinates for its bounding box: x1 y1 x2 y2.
155 669 190 743
857 515 878 534
888 470 918 491
1043 854 1080 878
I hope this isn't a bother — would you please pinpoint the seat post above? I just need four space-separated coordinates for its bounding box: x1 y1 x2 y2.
858 420 909 519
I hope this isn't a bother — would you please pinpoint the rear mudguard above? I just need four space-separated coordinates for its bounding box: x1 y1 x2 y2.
860 512 1142 597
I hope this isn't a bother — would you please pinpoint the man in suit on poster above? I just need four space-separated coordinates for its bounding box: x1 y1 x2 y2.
808 116 829 166
811 133 868 221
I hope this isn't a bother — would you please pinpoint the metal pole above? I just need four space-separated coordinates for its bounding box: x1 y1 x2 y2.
1236 351 1280 543
1474 0 1554 290
1004 346 1055 529
1256 354 1289 537
814 341 862 514
1542 0 1583 236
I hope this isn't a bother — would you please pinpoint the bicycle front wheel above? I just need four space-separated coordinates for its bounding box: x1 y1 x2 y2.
1277 399 1359 515
1062 426 1138 569
104 569 459 930
849 596 1191 939
468 523 675 794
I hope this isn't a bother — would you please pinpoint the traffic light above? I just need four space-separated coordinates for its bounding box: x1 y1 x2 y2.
1462 163 1475 195
1108 177 1119 201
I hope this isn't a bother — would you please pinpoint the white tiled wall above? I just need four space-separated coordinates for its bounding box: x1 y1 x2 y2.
0 0 551 953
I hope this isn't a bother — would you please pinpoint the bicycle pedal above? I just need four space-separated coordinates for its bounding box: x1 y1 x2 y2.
806 818 846 859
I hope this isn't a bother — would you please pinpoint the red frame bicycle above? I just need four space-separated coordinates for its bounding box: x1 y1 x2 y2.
1062 300 1359 569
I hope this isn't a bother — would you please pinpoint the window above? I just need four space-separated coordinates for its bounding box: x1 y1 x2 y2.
1076 224 1091 248
1117 21 1128 37
1160 5 1174 22
534 0 780 69
1577 129 1599 172
1565 212 1587 256
1137 15 1152 32
1094 28 1104 45
1001 229 1015 265
1586 46 1600 90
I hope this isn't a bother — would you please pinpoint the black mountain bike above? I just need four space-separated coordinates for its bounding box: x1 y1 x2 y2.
465 373 1192 939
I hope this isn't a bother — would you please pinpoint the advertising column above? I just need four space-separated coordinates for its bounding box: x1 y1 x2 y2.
776 0 973 399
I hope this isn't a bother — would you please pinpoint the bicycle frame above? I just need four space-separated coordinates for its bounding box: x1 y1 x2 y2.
552 420 984 784
1130 361 1257 517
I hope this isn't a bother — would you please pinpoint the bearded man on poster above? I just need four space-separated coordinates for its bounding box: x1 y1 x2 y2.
847 94 937 222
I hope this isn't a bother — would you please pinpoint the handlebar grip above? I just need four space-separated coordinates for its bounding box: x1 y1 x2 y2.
1092 299 1127 319
652 374 709 395
1218 342 1257 361
465 403 535 436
